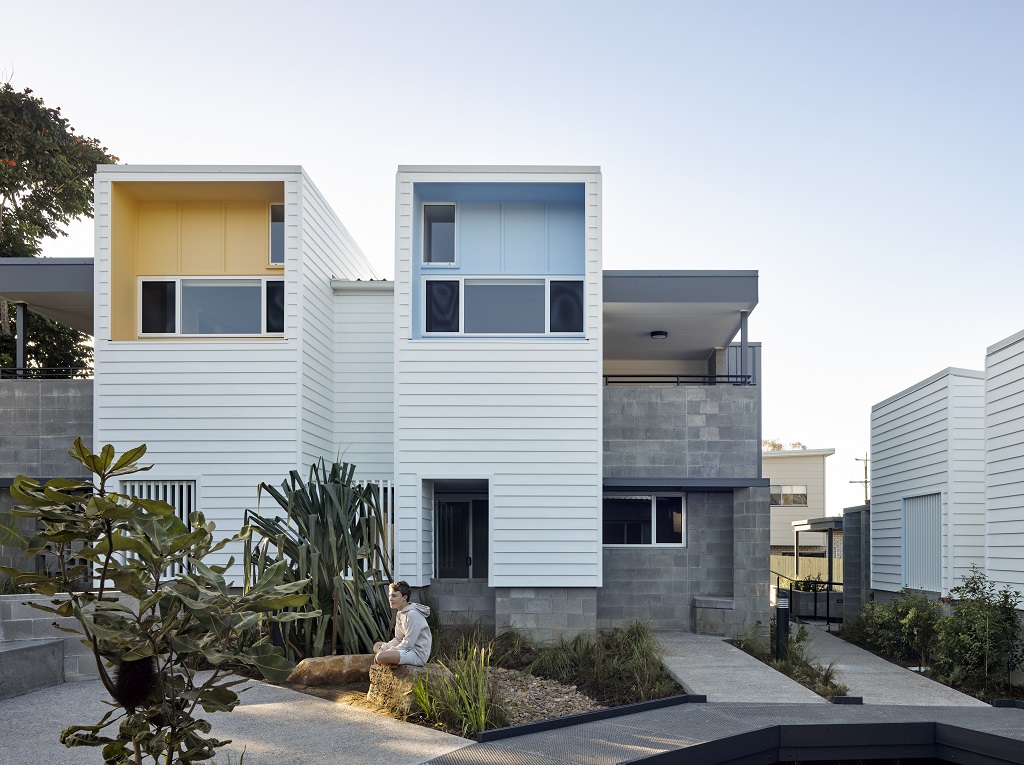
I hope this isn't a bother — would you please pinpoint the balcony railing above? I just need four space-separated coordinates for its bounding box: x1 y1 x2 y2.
603 374 752 386
0 367 93 380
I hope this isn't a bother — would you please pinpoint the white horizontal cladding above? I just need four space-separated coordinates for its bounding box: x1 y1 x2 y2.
297 172 379 471
335 290 395 480
393 166 602 589
93 339 302 578
869 368 985 595
985 331 1024 590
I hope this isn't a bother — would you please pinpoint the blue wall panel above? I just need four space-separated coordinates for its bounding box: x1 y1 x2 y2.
547 203 586 274
501 204 547 274
459 204 502 274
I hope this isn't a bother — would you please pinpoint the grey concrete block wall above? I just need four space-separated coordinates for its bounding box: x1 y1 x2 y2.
604 385 760 479
418 579 495 630
495 587 596 642
0 594 104 681
0 379 92 577
598 492 734 631
0 379 93 479
842 504 871 620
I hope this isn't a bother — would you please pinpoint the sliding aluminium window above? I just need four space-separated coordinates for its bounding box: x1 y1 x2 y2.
423 277 585 337
602 494 685 546
139 277 285 337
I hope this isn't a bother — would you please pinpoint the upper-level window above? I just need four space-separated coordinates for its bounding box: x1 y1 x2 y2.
769 485 808 506
140 277 284 337
423 277 584 337
603 494 685 546
423 204 456 264
270 204 285 265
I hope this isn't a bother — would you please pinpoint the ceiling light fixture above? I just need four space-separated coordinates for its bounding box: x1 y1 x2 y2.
650 330 668 340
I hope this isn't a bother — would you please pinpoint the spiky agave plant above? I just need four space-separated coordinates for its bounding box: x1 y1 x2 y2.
244 458 393 661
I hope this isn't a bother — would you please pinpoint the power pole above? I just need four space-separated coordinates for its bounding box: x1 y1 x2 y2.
850 453 869 504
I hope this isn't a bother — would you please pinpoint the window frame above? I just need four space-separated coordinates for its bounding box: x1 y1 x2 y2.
602 493 687 548
769 485 808 507
269 203 285 267
422 202 457 267
138 276 286 338
421 275 586 338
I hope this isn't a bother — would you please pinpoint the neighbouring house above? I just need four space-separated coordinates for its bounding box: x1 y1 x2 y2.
868 329 1024 604
4 163 771 642
761 448 835 554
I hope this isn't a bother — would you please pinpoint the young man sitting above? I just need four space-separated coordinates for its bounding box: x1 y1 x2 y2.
373 581 432 667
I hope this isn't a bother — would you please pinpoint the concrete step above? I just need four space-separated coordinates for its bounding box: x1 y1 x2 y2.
0 639 65 700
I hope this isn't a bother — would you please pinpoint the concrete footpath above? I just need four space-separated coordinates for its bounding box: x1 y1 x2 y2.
660 624 986 706
0 675 468 765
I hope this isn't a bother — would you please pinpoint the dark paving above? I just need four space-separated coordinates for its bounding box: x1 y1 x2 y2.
421 704 1024 765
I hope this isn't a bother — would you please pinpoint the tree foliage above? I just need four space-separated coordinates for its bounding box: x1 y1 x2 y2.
0 82 116 370
0 83 116 257
0 439 313 765
762 438 808 452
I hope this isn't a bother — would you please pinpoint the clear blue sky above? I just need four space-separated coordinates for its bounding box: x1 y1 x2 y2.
5 1 1023 511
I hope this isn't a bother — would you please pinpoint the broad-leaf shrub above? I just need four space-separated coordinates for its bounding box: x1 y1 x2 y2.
0 439 312 765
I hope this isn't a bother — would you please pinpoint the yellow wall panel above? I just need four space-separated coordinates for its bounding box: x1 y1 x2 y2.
110 185 139 341
226 204 273 274
137 204 179 275
181 204 224 274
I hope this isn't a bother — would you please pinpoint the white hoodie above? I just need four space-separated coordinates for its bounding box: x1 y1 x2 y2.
382 603 432 666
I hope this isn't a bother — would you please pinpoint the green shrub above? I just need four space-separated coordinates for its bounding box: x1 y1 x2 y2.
842 589 940 665
0 439 308 765
410 640 508 737
515 621 680 707
934 566 1023 694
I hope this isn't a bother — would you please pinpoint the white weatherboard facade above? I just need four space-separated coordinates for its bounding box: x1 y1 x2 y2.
869 368 986 595
93 166 378 573
393 167 603 588
985 330 1024 593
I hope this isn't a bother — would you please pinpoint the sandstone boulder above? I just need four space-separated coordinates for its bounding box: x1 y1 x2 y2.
367 662 453 714
286 654 374 687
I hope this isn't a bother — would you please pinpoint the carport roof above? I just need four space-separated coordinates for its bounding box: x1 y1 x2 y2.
0 258 94 335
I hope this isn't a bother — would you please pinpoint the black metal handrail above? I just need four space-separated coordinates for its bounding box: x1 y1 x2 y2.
771 568 844 627
0 367 93 380
603 374 752 386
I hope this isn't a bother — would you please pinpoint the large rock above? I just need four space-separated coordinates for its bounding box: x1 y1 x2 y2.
367 662 453 714
286 654 374 687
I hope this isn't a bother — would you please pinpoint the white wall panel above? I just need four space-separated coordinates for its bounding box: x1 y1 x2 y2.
870 368 985 594
985 330 1024 591
393 168 603 588
335 290 395 480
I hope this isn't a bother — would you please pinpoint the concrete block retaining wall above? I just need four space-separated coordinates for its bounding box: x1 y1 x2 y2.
0 594 102 681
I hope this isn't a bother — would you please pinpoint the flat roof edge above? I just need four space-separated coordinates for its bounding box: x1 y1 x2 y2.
98 165 303 175
762 449 836 458
872 366 984 411
604 270 758 277
331 279 394 295
397 165 600 174
987 327 1024 356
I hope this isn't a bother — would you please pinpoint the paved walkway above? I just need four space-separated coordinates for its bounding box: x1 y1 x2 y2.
0 626 997 765
659 625 986 706
802 622 987 705
0 675 467 765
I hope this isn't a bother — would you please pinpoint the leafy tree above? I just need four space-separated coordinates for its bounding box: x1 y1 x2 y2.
0 439 312 765
0 82 117 370
762 439 808 452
